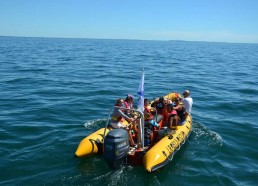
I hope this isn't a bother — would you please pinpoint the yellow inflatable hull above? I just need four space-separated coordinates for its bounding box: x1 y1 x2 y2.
143 115 192 172
75 128 110 157
75 92 192 172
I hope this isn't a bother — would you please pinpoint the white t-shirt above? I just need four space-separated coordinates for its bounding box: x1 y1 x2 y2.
182 97 193 114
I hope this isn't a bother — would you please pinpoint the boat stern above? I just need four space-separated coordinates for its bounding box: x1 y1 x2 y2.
75 128 109 157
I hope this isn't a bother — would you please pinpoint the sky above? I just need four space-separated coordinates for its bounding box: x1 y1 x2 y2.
0 0 258 43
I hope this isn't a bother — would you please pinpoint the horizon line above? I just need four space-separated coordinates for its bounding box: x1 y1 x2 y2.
1 35 257 45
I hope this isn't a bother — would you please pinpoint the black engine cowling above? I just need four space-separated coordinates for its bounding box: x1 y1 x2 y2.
103 129 129 169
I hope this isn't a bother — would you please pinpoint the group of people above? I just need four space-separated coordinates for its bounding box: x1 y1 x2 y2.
152 90 193 129
109 90 193 146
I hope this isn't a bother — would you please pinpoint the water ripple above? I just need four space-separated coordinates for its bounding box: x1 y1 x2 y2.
1 37 258 185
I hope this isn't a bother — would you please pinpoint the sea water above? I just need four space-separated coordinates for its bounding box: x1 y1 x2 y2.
1 36 258 185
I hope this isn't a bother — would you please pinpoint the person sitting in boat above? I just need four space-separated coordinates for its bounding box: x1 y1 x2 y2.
173 97 186 124
162 103 178 129
144 99 159 128
110 98 136 146
124 94 134 109
123 94 135 117
182 90 193 117
124 94 141 133
151 97 168 115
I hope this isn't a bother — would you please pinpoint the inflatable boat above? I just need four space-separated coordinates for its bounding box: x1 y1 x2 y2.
75 92 192 172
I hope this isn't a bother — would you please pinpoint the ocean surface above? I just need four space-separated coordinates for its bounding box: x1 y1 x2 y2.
0 36 258 186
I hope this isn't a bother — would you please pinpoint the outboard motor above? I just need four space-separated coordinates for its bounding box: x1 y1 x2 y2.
103 129 129 169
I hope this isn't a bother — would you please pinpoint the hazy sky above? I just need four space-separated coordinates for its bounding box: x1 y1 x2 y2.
1 0 258 43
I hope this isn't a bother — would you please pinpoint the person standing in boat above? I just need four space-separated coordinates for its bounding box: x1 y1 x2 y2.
182 90 193 116
173 97 186 124
110 98 136 146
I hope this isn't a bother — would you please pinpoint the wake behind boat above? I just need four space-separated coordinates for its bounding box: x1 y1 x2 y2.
75 92 192 172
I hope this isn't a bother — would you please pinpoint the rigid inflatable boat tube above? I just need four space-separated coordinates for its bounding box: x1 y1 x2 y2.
75 128 110 157
143 115 192 172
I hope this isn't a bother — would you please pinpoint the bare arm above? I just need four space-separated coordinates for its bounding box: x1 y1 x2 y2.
118 109 133 122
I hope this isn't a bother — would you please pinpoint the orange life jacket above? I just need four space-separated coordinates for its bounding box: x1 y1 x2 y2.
144 106 153 121
163 110 177 125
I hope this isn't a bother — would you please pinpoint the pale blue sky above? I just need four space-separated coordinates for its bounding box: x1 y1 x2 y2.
1 0 258 43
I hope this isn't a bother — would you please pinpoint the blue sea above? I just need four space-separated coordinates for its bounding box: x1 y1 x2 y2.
0 36 258 185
